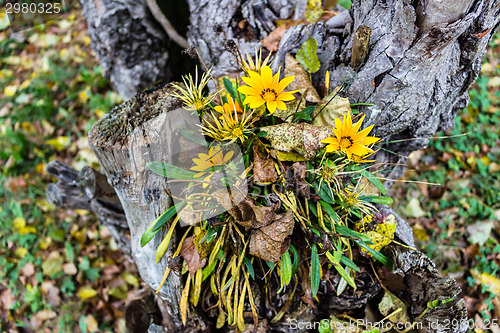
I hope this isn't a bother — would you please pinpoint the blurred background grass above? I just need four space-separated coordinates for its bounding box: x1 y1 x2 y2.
0 6 498 333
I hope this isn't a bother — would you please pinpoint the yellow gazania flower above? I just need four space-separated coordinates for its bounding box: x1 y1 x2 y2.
171 67 217 111
190 146 234 187
214 95 243 115
201 97 257 143
240 48 272 74
321 113 380 160
351 152 376 163
237 66 298 114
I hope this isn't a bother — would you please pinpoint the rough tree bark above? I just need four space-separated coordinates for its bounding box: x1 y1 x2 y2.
72 0 500 332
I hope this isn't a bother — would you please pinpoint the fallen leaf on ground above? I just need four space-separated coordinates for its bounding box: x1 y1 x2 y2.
378 289 411 323
467 220 494 246
78 286 98 300
262 25 287 52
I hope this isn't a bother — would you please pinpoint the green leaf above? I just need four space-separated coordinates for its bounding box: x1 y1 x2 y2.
313 181 334 204
296 37 320 74
243 256 255 280
257 130 268 137
336 265 356 289
146 161 196 180
290 244 300 276
340 255 360 272
319 200 339 224
202 250 222 281
223 78 237 100
265 261 275 270
310 244 321 298
360 196 393 205
140 202 185 247
325 252 356 291
355 240 392 267
180 129 208 146
359 169 386 195
335 225 373 244
308 201 318 217
291 105 316 122
281 251 292 286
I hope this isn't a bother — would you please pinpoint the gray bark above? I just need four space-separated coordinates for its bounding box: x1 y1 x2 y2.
45 160 131 255
88 84 211 331
79 0 171 100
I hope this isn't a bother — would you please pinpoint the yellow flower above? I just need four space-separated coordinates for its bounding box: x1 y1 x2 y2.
202 96 257 143
240 48 272 74
351 152 376 163
191 146 234 188
321 113 379 160
171 67 217 111
237 66 297 114
214 95 243 115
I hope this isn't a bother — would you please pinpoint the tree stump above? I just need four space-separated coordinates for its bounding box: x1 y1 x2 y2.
72 0 500 331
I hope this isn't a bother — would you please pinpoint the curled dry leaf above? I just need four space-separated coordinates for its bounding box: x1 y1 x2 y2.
249 209 294 262
285 162 310 198
252 139 278 185
231 197 277 229
262 123 333 159
180 236 207 275
311 86 351 128
262 25 287 52
274 54 320 122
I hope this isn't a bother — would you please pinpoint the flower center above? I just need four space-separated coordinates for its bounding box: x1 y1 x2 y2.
339 136 354 150
231 126 244 138
260 88 278 101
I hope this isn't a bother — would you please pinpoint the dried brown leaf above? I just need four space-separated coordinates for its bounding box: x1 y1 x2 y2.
252 140 278 185
180 236 207 275
231 198 277 229
249 210 294 262
311 86 351 127
262 25 287 52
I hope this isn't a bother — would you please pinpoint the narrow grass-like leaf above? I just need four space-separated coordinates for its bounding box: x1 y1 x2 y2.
155 214 180 263
355 240 392 267
335 224 373 244
313 181 334 204
140 202 185 247
180 128 208 146
290 244 300 276
310 244 321 298
282 251 292 286
223 78 237 100
243 257 255 280
319 200 339 224
360 195 393 205
359 169 386 195
340 255 360 272
146 161 196 180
